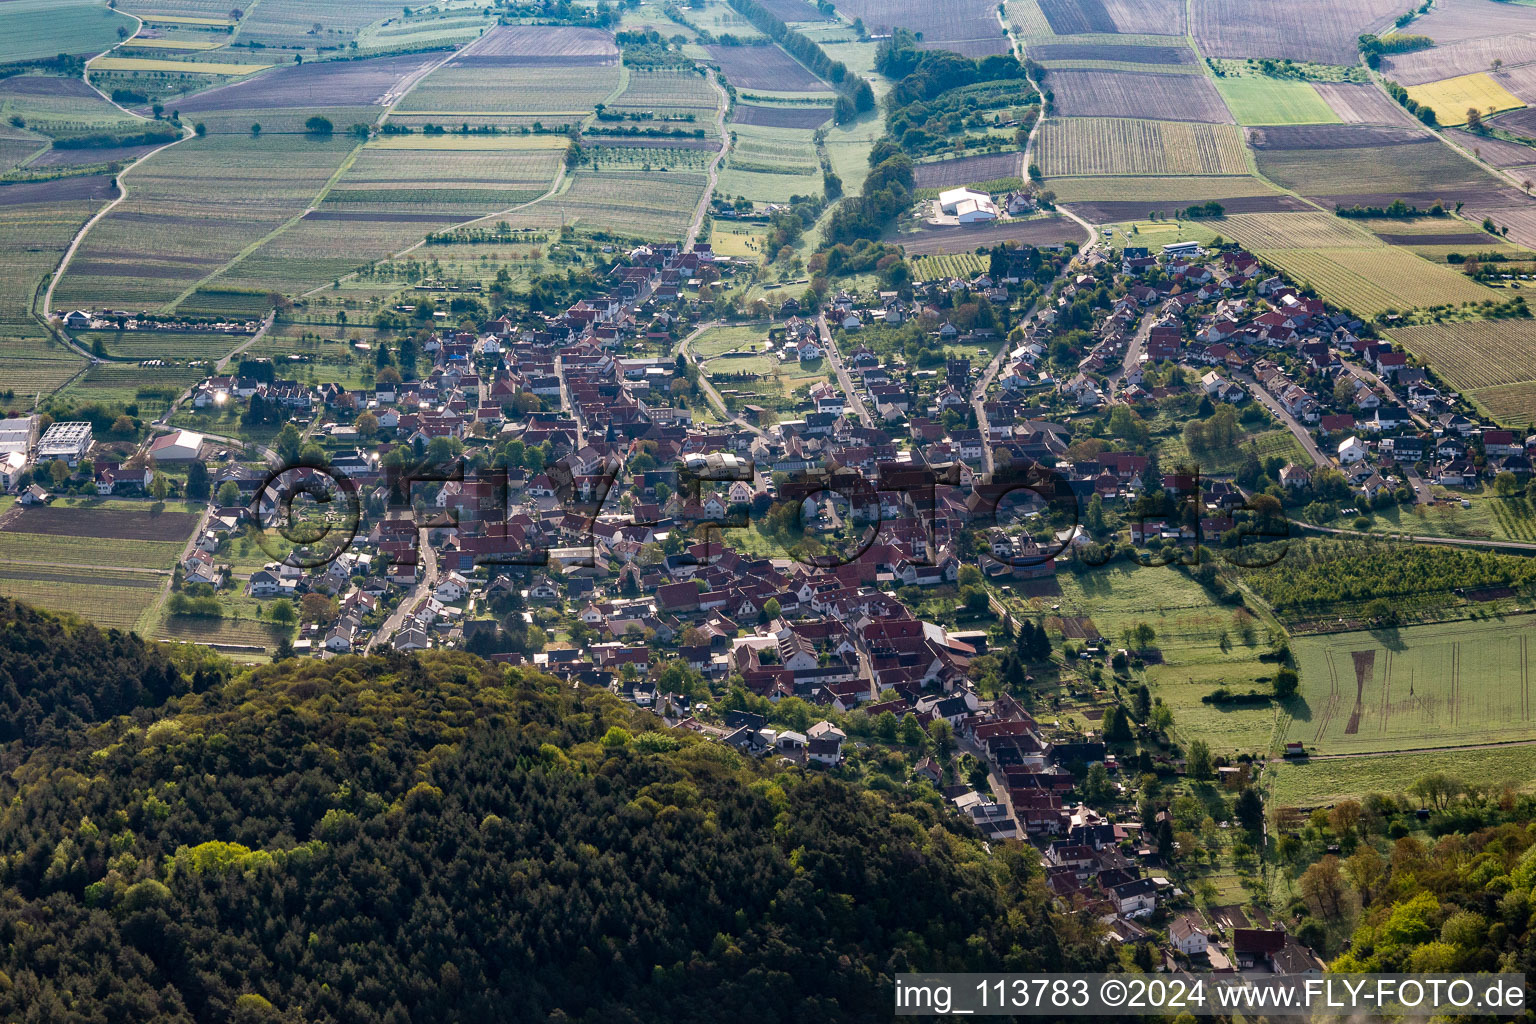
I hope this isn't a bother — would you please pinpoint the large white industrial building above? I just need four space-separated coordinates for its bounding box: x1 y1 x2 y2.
938 187 1000 223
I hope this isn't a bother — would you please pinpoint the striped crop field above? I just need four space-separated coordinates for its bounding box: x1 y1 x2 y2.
1038 118 1250 176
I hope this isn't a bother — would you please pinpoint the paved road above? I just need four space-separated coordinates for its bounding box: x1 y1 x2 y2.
1233 370 1330 469
553 353 586 449
816 314 874 428
1106 311 1155 394
366 533 439 653
685 70 731 250
677 321 767 437
1339 358 1432 431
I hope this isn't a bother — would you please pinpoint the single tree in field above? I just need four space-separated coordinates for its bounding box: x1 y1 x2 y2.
1466 108 1482 131
49 459 69 488
1493 58 1504 71
250 122 261 136
1524 179 1533 196
304 115 333 136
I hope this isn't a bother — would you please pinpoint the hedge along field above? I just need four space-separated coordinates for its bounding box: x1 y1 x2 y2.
208 139 565 295
52 132 360 311
1037 118 1250 176
1283 618 1536 756
1212 74 1341 126
1405 72 1526 127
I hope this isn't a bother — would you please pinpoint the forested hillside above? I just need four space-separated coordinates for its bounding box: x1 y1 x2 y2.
0 600 1099 1023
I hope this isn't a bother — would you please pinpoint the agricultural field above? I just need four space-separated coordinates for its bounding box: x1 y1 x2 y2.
58 361 205 410
394 59 620 120
607 69 719 123
912 152 1024 189
0 0 136 63
1028 41 1198 70
1046 174 1308 221
72 328 249 362
1311 81 1420 127
1386 319 1536 424
89 57 275 75
1191 0 1403 66
1037 118 1250 176
1218 212 1376 249
717 124 822 203
1385 37 1536 89
224 0 423 56
706 43 827 92
708 221 766 259
1268 745 1536 809
1445 129 1536 170
1283 618 1536 755
52 132 359 311
1249 123 1498 198
0 75 145 136
0 197 99 401
495 167 707 242
1254 244 1498 316
1030 0 1188 35
1213 74 1341 126
171 53 441 115
1050 69 1234 123
731 103 833 129
0 504 197 570
832 0 1009 57
1405 73 1526 127
0 563 164 633
897 216 1088 256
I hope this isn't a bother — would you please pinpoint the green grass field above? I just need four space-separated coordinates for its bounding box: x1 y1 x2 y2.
1213 75 1341 126
1284 617 1536 755
1267 745 1536 809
